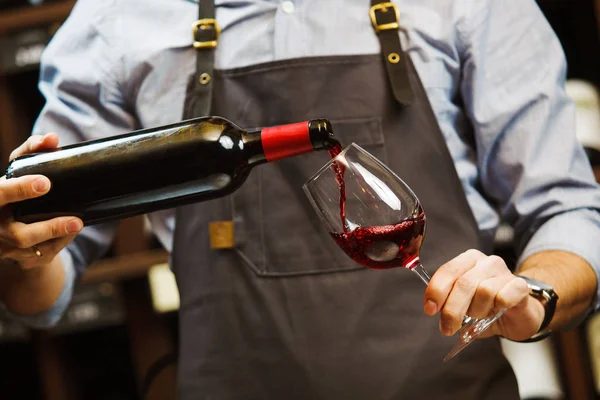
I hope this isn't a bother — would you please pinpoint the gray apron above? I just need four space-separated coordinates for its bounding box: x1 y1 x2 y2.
171 1 519 399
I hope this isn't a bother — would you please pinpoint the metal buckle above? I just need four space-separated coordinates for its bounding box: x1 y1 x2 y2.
192 18 221 49
369 2 400 33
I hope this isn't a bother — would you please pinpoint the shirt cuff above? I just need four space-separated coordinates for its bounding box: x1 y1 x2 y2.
516 208 600 312
0 250 76 328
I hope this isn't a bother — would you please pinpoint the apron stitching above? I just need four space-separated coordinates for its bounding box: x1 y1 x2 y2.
216 56 387 78
234 247 265 275
258 166 267 272
229 189 236 245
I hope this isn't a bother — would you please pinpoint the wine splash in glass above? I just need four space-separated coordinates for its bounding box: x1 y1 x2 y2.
304 143 506 361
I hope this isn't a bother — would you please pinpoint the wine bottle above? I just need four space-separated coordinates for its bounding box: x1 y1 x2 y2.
6 116 338 225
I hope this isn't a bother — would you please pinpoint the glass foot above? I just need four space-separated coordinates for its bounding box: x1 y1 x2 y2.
443 308 506 362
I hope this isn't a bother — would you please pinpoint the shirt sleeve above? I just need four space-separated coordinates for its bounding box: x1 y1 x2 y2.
0 251 75 328
459 0 600 308
1 0 134 327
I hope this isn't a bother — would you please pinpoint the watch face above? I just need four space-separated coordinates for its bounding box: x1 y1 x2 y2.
526 277 554 291
518 275 558 299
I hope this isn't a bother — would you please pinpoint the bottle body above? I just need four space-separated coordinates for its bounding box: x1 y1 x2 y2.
7 116 337 225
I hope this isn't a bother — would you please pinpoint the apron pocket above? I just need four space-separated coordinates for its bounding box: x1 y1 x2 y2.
232 117 387 276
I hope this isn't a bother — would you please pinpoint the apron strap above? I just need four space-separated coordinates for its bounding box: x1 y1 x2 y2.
190 0 219 116
189 1 413 114
369 1 414 106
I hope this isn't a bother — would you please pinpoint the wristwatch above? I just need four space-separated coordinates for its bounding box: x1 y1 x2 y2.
515 275 559 342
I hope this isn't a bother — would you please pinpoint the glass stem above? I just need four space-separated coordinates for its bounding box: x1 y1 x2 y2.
411 261 431 286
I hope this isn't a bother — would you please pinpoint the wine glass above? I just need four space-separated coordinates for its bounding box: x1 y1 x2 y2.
302 143 506 361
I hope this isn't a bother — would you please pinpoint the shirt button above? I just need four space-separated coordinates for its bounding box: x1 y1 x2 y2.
281 1 295 14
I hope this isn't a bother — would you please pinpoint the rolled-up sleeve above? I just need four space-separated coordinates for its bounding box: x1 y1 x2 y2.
460 0 600 307
1 0 134 326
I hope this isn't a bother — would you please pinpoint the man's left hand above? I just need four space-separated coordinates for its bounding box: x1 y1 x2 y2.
423 249 545 341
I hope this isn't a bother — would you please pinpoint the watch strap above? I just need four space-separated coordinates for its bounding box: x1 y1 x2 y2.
515 275 559 342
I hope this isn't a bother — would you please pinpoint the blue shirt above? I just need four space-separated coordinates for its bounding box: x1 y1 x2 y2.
5 0 600 326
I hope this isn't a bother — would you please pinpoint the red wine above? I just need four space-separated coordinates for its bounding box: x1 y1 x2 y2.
7 117 339 225
327 143 348 232
327 144 425 270
330 213 426 270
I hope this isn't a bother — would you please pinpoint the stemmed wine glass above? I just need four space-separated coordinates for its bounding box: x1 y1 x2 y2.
302 143 506 361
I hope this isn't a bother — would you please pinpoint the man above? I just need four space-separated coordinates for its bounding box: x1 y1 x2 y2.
1 1 599 398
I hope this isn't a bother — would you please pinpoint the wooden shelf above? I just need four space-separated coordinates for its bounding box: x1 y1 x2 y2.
81 249 169 285
0 1 75 35
557 329 596 399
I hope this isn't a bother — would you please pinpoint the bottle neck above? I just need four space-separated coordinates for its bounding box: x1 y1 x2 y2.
246 119 337 166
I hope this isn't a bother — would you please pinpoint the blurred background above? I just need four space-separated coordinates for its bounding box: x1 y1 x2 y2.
0 0 599 399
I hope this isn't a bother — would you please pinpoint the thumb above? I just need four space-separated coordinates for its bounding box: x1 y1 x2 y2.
9 133 60 161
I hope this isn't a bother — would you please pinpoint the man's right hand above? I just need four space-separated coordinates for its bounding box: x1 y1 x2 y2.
0 133 83 270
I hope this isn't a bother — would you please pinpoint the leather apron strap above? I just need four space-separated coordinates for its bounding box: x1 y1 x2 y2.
184 1 414 120
370 0 414 105
184 1 218 118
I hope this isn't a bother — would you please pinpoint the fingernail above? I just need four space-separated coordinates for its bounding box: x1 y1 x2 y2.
424 300 438 315
33 178 50 193
67 219 83 233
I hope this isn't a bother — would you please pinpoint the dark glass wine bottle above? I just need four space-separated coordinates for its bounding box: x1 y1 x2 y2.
6 116 339 225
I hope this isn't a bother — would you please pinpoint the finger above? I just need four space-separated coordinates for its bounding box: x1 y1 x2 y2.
9 135 43 161
424 249 486 316
439 256 506 335
0 175 51 207
0 217 83 249
495 276 530 310
3 234 77 270
9 133 59 161
466 277 508 319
